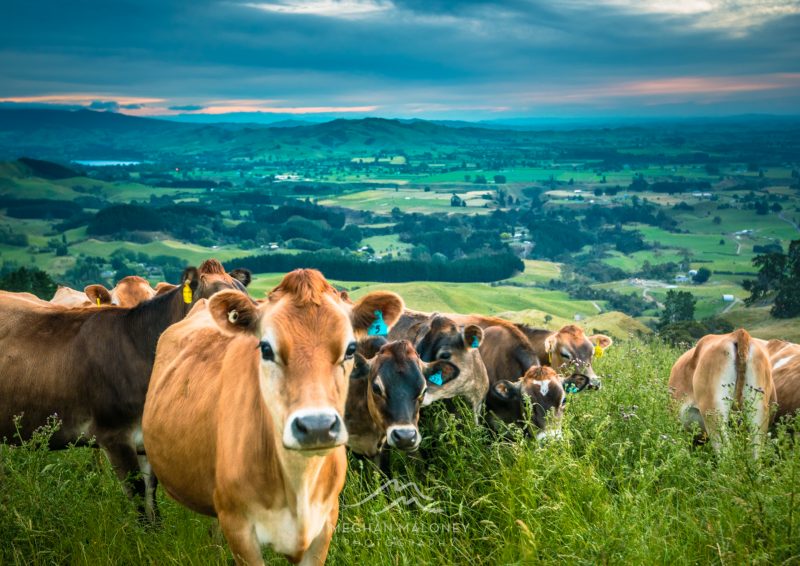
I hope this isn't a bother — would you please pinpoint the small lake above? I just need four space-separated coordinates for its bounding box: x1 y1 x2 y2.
72 160 142 167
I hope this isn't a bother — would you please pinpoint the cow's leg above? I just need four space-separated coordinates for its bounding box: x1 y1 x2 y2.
98 432 147 519
217 511 263 566
299 507 337 566
137 452 160 523
698 402 728 453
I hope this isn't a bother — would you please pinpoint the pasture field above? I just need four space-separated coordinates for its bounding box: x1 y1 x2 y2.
246 273 601 320
2 338 799 565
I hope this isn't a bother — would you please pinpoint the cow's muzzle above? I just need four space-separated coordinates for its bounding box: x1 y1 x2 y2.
284 408 347 451
386 425 420 451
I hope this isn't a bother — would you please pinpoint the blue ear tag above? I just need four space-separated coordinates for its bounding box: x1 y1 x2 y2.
566 383 579 394
368 310 388 337
471 335 480 348
428 371 443 386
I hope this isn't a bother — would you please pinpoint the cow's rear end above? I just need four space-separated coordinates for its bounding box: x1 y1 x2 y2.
669 328 774 456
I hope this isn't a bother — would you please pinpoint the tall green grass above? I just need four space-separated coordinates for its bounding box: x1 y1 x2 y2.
2 338 799 565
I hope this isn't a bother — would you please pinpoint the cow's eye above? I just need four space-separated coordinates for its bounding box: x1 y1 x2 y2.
438 351 452 360
260 341 275 362
344 342 357 360
371 381 383 397
561 351 571 360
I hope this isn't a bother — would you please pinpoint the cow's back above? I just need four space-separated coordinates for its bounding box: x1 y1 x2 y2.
0 300 95 444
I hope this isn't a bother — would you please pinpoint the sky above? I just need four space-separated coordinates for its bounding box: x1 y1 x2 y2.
1 0 799 121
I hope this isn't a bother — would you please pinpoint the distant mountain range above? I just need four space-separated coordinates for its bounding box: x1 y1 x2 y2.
0 107 797 162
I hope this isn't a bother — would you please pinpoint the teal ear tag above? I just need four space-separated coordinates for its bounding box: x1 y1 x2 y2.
566 383 579 394
368 310 388 337
471 335 480 348
428 371 443 386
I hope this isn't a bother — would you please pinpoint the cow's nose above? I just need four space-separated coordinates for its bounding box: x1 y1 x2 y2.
588 378 602 390
286 410 345 450
388 426 420 450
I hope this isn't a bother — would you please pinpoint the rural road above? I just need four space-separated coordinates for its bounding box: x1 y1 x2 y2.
778 212 800 234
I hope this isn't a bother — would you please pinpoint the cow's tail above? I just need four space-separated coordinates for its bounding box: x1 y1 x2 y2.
732 328 750 412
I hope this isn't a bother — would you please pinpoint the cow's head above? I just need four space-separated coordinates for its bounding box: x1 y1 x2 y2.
413 314 487 407
544 325 612 390
486 366 565 440
208 269 403 452
352 339 458 451
181 259 252 302
109 276 157 307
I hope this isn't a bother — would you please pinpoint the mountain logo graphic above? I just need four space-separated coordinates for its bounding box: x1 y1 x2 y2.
344 479 444 514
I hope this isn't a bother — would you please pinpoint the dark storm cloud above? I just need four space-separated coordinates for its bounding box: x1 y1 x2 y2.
0 0 798 117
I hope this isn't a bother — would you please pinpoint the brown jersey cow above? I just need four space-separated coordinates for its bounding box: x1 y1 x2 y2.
346 336 458 469
669 329 775 455
0 259 250 520
757 339 800 422
389 311 487 420
143 269 404 565
516 324 613 390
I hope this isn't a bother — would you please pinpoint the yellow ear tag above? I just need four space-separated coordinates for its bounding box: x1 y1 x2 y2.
594 345 604 358
96 297 101 306
548 351 552 365
182 282 192 304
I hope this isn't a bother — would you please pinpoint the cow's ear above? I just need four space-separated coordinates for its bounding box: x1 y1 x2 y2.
544 334 558 354
155 282 177 296
462 324 483 349
423 360 460 385
589 334 613 349
84 284 112 306
490 380 516 400
181 267 200 293
351 291 404 334
229 268 252 288
209 290 260 336
339 290 351 302
351 353 372 380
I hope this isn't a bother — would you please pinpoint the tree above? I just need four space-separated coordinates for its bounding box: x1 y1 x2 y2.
771 240 800 318
659 290 696 328
0 266 57 299
693 267 711 284
493 175 506 184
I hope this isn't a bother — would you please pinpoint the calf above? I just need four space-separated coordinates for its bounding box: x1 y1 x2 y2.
51 284 107 307
0 259 251 520
485 365 565 440
517 324 613 390
389 311 487 420
143 269 404 565
669 329 775 455
51 276 159 308
346 337 458 468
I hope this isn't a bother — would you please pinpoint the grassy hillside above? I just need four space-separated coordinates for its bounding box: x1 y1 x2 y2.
2 338 798 565
722 305 800 343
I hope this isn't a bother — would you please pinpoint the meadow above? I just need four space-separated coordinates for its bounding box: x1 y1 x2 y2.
2 338 798 565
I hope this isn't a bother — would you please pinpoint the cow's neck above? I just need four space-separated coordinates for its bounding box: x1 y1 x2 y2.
518 325 553 364
123 286 189 358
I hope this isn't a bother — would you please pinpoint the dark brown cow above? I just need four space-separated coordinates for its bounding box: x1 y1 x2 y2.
389 311 487 420
515 324 613 390
0 259 250 520
485 365 565 440
143 270 404 565
346 336 458 469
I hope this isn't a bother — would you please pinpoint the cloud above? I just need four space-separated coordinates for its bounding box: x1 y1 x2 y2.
243 0 392 18
168 104 206 111
0 0 797 118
